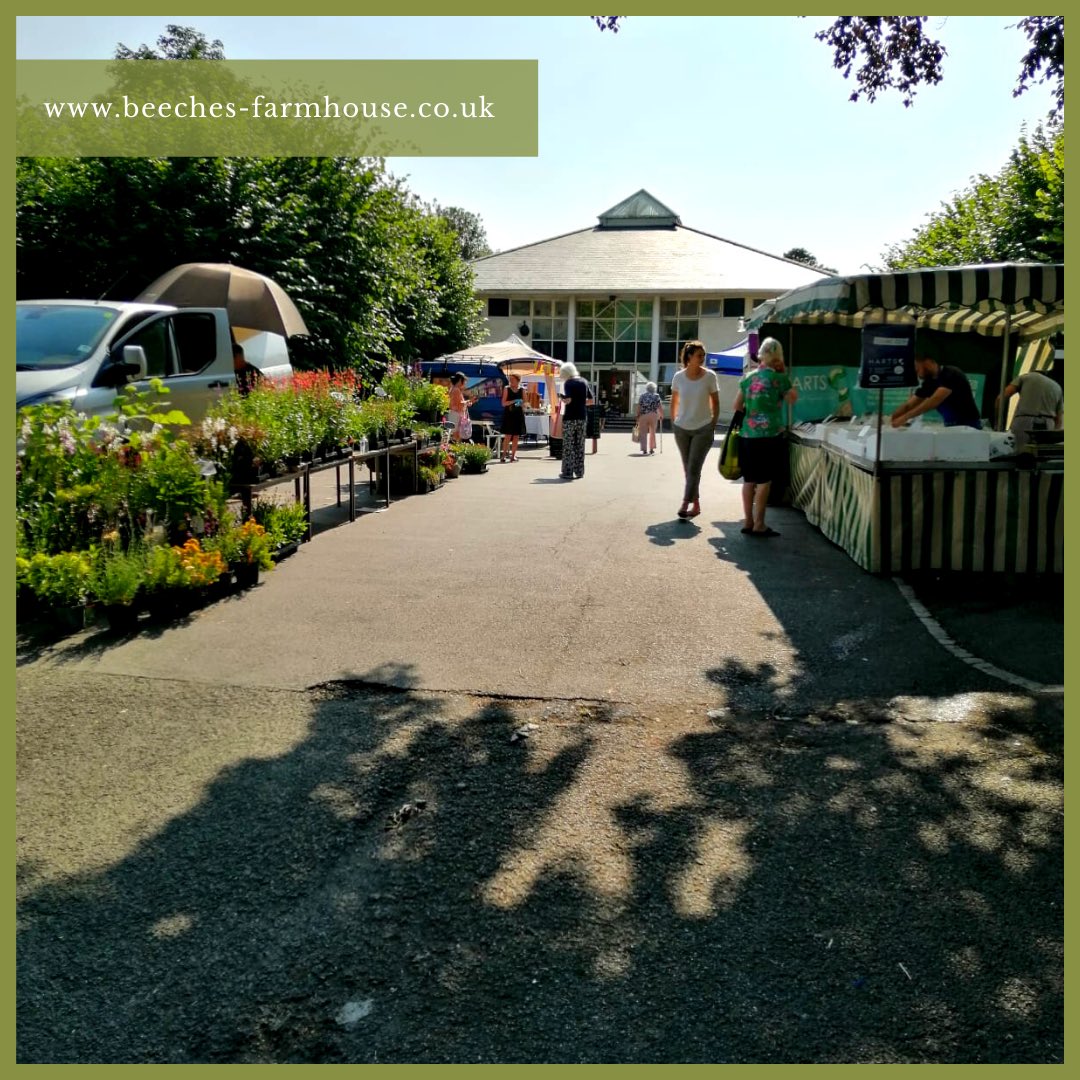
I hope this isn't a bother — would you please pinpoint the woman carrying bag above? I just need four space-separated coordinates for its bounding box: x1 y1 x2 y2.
732 338 798 537
635 382 663 455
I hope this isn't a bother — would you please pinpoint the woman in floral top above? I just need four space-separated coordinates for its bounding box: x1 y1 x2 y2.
733 337 798 537
635 382 663 455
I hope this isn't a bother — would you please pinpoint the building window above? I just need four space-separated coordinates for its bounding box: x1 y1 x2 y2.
723 298 746 318
572 299 653 369
488 297 509 317
532 340 568 360
700 299 722 316
510 299 530 317
751 298 768 310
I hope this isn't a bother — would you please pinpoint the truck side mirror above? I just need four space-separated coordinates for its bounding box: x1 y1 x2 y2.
121 346 148 381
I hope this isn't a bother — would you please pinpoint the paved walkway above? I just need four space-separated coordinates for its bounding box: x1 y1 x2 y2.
22 437 1058 710
17 436 1064 1064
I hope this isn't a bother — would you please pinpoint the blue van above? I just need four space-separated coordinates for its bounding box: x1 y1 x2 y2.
417 359 508 425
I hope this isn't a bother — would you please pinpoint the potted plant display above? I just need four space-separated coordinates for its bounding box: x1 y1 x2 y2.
457 443 493 474
230 520 274 589
91 540 146 632
417 464 444 492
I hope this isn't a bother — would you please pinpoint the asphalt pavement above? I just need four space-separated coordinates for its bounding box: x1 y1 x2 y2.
16 434 1063 1063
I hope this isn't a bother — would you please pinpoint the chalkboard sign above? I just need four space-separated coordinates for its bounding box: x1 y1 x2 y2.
858 323 916 389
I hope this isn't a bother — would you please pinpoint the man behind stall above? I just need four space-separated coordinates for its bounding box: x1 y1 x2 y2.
998 368 1064 446
890 351 982 429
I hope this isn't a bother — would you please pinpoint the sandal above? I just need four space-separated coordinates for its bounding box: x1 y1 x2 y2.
685 505 701 519
740 526 754 534
751 527 781 538
677 505 690 519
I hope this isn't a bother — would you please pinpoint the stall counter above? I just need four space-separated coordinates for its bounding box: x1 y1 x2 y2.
788 429 1063 574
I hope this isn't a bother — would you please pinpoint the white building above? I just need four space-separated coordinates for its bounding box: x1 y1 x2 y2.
471 190 824 413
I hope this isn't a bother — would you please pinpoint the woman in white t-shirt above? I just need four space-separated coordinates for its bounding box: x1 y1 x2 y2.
669 340 720 519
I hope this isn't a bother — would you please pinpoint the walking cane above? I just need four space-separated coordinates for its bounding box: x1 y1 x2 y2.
659 414 664 454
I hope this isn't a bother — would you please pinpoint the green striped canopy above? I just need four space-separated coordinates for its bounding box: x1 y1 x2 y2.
747 263 1063 341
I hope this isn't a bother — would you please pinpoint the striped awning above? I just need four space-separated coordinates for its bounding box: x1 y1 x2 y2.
747 263 1064 341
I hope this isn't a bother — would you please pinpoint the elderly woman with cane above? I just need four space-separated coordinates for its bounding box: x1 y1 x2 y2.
635 381 663 455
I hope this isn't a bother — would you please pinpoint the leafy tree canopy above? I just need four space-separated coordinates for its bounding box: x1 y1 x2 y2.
114 24 226 61
434 204 493 261
591 16 1063 115
881 122 1063 269
15 27 485 375
782 248 836 274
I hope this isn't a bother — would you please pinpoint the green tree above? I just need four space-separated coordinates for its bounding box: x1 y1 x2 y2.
881 122 1063 268
435 204 493 261
113 24 226 60
16 155 483 373
809 16 1063 115
782 247 835 274
16 25 484 374
591 16 1064 115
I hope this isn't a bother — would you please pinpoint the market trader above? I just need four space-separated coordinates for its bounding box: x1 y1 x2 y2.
996 368 1064 444
890 352 982 429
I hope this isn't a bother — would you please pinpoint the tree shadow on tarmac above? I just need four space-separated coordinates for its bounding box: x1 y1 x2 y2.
17 652 1062 1063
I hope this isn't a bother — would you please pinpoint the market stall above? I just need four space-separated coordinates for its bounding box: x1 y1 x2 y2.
746 263 1064 574
498 354 563 446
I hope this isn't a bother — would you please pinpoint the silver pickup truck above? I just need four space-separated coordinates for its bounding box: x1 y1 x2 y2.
16 300 292 421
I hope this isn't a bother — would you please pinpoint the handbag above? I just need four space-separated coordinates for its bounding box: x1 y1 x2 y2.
631 420 640 441
718 410 744 480
458 412 473 440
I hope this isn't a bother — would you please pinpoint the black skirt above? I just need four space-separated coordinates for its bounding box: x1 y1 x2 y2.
500 405 527 436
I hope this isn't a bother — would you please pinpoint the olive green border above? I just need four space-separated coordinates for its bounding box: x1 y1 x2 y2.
10 8 1068 1074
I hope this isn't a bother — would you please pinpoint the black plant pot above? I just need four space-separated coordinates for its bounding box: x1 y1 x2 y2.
271 541 299 562
212 571 236 598
231 442 260 483
48 604 86 634
146 589 196 622
103 602 141 634
233 563 260 590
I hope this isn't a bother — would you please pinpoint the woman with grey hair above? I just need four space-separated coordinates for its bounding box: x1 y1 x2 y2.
733 337 797 536
557 362 593 479
635 381 663 455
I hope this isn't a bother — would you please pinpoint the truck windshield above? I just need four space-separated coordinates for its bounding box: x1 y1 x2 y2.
16 305 120 371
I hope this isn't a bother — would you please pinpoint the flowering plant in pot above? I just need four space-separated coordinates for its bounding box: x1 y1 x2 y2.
417 463 444 492
439 447 460 478
457 443 492 473
175 538 226 587
229 520 274 588
251 499 308 558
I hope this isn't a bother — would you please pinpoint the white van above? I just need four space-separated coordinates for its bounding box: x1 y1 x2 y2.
15 300 293 422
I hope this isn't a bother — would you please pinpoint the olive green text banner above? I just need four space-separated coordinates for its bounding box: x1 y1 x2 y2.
16 60 539 157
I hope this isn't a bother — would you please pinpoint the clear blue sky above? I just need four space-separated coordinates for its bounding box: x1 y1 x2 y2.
17 15 1057 274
